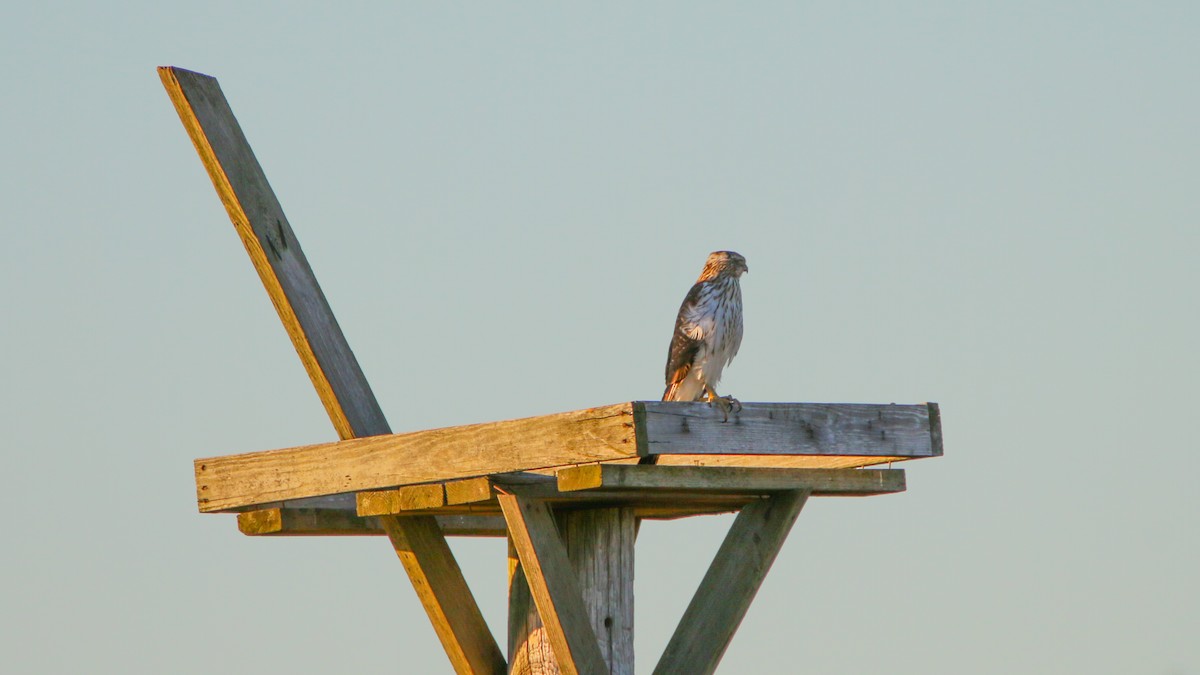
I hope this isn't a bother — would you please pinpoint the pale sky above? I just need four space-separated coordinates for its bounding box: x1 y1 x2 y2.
2 3 1197 674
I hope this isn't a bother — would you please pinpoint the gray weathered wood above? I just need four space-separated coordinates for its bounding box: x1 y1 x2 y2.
560 509 635 674
638 402 940 458
556 465 905 496
499 493 610 675
652 490 809 675
235 509 507 537
161 66 504 674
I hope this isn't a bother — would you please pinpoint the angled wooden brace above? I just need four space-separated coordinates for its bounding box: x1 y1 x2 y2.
159 66 506 675
499 491 612 675
653 490 810 675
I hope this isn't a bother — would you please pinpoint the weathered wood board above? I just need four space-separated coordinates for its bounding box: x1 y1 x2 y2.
196 403 638 512
639 401 941 457
159 66 385 441
236 509 508 537
556 465 905 495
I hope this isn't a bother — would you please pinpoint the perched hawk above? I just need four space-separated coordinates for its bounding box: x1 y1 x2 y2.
662 250 748 420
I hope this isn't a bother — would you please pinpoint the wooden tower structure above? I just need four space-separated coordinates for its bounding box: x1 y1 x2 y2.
160 67 943 675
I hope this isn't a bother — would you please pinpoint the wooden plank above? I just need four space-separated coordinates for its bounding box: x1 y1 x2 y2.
356 498 752 521
161 67 503 675
447 473 549 505
446 477 494 505
381 516 509 673
436 515 510 538
654 454 904 470
195 403 638 512
159 66 385 440
494 474 763 514
499 493 609 675
356 484 446 516
653 490 809 675
557 465 905 496
637 401 941 458
236 509 507 537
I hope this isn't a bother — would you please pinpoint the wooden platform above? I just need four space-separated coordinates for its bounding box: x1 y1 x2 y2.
196 400 940 515
200 400 937 539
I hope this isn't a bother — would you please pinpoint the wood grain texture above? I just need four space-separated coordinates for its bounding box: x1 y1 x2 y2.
508 539 556 675
652 490 809 675
500 493 609 675
381 516 508 673
158 66 384 440
556 465 905 496
638 402 940 458
653 454 905 470
560 509 635 675
356 484 446 516
235 509 507 537
509 509 635 675
195 403 638 512
446 477 494 505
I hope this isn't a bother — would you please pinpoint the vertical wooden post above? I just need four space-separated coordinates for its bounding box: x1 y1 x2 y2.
561 509 635 673
507 508 635 675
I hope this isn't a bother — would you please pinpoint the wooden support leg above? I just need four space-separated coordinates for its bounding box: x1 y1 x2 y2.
381 515 508 674
653 490 810 675
501 494 631 675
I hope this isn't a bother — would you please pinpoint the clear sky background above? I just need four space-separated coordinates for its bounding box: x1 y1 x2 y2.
2 3 1197 674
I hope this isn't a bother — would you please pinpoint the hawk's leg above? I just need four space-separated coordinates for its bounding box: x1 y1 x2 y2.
703 386 741 422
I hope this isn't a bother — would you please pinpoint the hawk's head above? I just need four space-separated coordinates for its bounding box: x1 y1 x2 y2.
699 250 748 281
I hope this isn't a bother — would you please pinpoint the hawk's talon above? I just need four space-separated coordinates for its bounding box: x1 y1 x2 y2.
708 394 740 422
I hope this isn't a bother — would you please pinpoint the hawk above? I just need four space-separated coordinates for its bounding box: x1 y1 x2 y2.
662 250 748 420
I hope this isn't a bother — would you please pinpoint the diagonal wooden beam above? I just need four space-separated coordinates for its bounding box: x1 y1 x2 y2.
380 516 509 672
499 492 610 675
159 66 505 675
653 490 810 675
159 66 383 440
